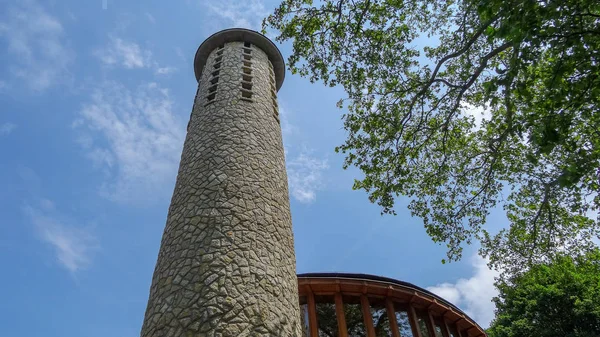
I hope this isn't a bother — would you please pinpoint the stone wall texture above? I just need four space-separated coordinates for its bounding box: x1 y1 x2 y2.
140 40 301 337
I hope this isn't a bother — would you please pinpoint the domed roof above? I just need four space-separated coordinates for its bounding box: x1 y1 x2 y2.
193 28 286 91
298 272 487 337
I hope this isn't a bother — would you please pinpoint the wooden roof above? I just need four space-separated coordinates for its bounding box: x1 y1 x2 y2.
297 273 487 337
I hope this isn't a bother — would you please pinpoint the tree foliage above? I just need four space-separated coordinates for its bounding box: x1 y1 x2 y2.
264 0 600 272
487 250 600 337
313 302 396 337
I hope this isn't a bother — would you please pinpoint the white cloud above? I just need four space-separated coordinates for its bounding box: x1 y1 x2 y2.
278 106 297 139
175 47 187 64
155 66 177 75
16 166 42 194
145 12 156 24
278 105 329 203
287 150 329 203
95 36 177 76
0 122 16 136
203 0 269 30
74 81 185 205
0 0 73 90
23 199 97 273
427 255 499 328
87 147 115 169
95 37 152 69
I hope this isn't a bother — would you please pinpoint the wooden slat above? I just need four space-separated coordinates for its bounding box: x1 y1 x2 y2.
335 293 348 337
441 319 452 337
465 326 477 337
407 304 423 337
426 310 438 337
385 299 401 337
361 295 376 337
307 290 318 337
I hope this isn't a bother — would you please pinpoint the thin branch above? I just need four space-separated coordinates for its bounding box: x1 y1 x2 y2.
354 0 371 35
407 14 501 113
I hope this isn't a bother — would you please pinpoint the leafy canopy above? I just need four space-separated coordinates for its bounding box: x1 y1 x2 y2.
487 250 600 337
309 301 404 337
264 0 600 272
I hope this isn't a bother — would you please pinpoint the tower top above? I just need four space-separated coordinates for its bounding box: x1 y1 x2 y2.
193 28 286 91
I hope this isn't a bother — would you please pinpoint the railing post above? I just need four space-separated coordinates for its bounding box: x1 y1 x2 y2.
360 295 376 337
407 304 423 337
307 290 319 337
385 299 401 337
335 293 348 337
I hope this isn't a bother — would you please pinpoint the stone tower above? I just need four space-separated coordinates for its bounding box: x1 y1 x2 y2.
140 28 301 336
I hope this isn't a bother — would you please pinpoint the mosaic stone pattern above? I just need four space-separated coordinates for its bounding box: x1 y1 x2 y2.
140 41 301 337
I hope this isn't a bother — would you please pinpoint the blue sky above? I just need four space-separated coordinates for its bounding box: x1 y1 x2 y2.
0 0 505 335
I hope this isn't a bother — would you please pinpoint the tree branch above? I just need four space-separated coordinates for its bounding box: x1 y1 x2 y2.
407 14 501 113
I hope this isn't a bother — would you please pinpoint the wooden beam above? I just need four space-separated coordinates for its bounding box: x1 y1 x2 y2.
426 310 438 337
361 295 376 337
465 323 482 336
307 290 318 337
453 316 465 332
335 293 348 337
407 305 423 337
441 319 452 337
385 298 401 337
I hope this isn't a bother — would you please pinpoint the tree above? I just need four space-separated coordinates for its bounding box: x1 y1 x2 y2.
263 0 600 272
487 250 600 337
312 301 395 337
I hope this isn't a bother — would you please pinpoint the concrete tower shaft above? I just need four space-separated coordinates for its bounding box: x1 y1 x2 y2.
140 29 300 336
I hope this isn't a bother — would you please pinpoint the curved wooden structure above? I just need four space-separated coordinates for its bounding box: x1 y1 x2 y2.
297 273 486 337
